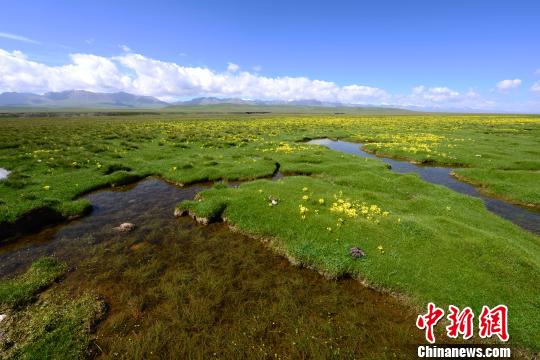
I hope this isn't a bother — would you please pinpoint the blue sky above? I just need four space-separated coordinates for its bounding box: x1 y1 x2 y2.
1 0 539 111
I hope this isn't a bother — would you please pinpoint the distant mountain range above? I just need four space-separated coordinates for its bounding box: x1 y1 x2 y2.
172 97 346 107
0 90 416 113
0 90 168 108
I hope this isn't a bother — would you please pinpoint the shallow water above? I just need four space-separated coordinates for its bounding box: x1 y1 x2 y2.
308 138 540 234
0 179 206 276
0 168 9 180
0 178 422 357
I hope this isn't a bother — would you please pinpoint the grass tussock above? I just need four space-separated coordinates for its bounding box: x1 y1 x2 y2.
0 292 106 359
0 257 67 310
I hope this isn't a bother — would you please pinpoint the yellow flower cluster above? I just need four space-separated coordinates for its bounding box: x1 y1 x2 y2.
330 200 358 218
299 204 309 220
259 141 310 154
329 194 390 224
364 132 461 160
296 187 392 228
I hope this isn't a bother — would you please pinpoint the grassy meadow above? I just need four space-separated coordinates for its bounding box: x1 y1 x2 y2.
0 112 539 355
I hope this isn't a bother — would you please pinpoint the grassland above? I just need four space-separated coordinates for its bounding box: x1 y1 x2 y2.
0 113 539 353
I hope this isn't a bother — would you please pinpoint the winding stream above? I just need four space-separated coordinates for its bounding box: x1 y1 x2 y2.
308 138 539 235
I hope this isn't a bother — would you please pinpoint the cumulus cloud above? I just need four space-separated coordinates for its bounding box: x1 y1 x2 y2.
0 32 40 44
496 78 522 91
0 49 131 94
410 86 460 102
0 48 388 104
395 85 494 110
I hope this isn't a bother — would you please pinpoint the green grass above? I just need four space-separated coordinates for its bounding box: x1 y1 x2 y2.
0 292 106 359
0 257 67 310
1 114 538 226
351 115 540 206
452 168 540 206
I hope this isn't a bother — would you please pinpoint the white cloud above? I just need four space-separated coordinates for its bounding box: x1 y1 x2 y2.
496 78 521 91
410 86 459 102
227 62 240 72
0 49 388 103
0 49 131 94
531 81 540 92
396 85 495 110
253 65 262 72
0 47 507 111
0 32 40 44
120 44 132 53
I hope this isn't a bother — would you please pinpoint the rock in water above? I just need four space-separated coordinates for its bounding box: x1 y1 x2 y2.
0 168 10 180
349 247 365 259
114 222 135 232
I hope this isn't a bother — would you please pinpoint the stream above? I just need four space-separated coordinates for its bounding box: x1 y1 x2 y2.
308 138 539 235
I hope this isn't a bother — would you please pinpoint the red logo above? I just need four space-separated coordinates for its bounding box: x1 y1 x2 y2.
446 305 474 340
416 302 445 344
417 303 509 343
479 305 509 342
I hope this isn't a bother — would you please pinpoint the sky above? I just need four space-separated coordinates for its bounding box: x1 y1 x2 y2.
0 0 539 112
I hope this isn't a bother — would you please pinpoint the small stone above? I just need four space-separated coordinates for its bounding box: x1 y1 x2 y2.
0 314 6 322
114 222 135 232
268 196 279 206
195 216 209 225
349 247 365 259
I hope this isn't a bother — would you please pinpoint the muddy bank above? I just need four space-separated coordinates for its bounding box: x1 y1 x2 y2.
0 207 73 243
